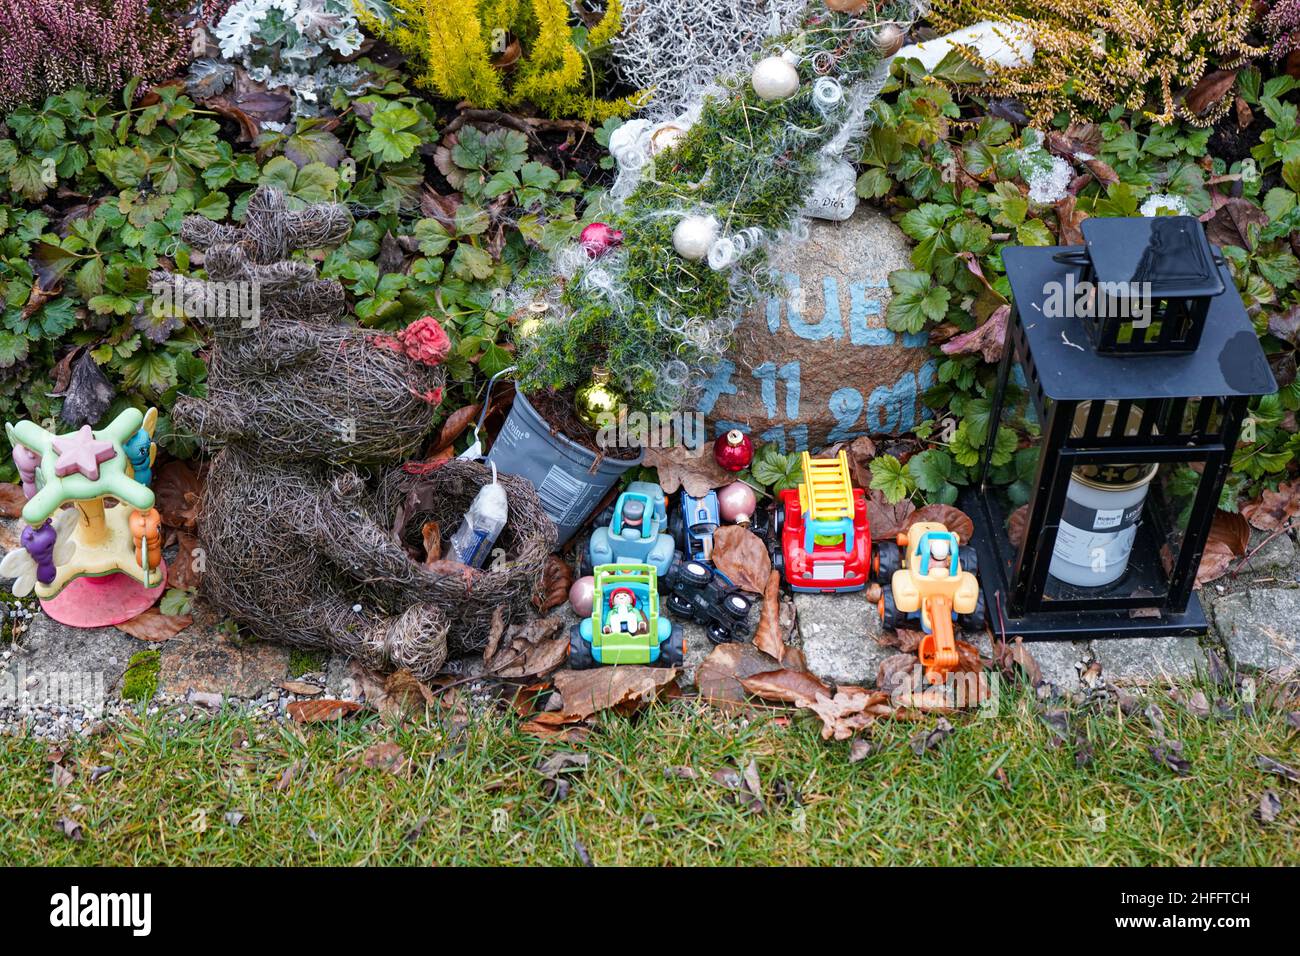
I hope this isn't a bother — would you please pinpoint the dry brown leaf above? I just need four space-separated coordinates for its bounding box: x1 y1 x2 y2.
377 668 438 722
842 435 877 491
740 667 832 705
909 504 974 545
877 652 920 694
1206 197 1269 251
1054 195 1087 245
542 665 677 723
420 521 442 565
114 607 192 642
940 305 1008 364
362 741 407 774
280 680 323 696
867 489 915 541
643 443 732 497
711 524 771 594
696 642 781 706
1197 509 1251 585
288 699 362 722
533 555 574 613
1254 790 1283 825
752 569 784 661
429 403 481 457
1185 69 1238 118
166 531 204 590
487 615 569 679
804 686 892 741
0 482 26 518
1240 479 1300 532
1007 504 1028 549
1208 510 1250 557
153 460 204 533
424 559 481 590
990 636 1042 687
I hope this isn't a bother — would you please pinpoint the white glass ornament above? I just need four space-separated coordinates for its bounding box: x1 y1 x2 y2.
673 215 719 261
751 55 800 101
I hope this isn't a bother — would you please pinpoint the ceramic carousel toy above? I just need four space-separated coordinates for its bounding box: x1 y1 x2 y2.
1 408 165 626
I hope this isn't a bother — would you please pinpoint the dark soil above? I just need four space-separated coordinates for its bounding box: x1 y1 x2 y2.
527 387 641 461
1207 110 1264 168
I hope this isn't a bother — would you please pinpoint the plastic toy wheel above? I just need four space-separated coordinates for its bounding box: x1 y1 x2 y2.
659 628 685 667
878 588 900 630
681 560 712 587
872 541 902 583
960 548 978 577
568 627 596 669
668 507 686 552
723 592 752 620
707 623 732 644
958 591 987 633
667 592 694 617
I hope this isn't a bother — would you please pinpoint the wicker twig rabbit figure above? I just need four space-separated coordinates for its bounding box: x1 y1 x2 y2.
167 187 456 678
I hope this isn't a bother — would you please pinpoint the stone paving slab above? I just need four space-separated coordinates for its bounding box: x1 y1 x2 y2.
973 635 1093 689
1210 587 1300 673
1091 635 1205 684
158 626 290 698
794 590 890 685
1237 529 1299 580
2 614 146 708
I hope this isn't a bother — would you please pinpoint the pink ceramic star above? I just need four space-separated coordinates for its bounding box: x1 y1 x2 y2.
51 425 116 481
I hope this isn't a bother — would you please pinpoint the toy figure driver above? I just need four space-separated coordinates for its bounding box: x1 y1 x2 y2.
603 587 649 635
618 498 645 538
928 536 953 573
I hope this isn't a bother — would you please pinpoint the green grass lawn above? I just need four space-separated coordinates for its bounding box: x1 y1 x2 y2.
1 681 1297 866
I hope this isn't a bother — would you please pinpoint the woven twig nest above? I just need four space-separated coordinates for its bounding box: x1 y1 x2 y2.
378 459 558 652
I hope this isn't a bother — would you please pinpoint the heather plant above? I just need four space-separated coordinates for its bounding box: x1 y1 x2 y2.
0 0 193 112
1264 0 1300 63
361 0 642 121
927 0 1262 125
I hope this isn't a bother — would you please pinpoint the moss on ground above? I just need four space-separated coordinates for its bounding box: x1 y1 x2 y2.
288 648 326 676
120 650 161 703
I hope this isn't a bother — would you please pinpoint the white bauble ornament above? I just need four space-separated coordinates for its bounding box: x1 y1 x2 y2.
751 55 800 101
649 123 687 155
673 215 719 261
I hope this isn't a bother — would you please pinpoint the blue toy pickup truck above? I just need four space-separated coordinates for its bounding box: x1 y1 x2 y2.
671 490 721 563
588 480 677 577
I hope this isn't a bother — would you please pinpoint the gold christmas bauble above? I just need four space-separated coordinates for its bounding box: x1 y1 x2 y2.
575 367 624 427
825 0 873 12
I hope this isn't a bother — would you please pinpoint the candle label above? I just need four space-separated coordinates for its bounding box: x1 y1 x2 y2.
1060 498 1144 534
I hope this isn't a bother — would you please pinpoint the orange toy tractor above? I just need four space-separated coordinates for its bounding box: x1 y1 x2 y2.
872 521 986 685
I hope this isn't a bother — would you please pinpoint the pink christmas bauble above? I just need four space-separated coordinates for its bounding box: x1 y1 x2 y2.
579 222 624 258
569 575 596 617
718 481 758 525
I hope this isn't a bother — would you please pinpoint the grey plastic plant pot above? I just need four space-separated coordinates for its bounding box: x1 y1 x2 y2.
486 390 643 546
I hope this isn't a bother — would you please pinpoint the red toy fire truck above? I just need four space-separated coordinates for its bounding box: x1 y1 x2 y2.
776 451 870 593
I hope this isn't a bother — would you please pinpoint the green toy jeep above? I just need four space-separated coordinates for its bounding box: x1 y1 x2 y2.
569 563 683 669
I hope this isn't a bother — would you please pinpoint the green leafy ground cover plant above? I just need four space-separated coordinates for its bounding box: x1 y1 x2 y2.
862 59 1300 509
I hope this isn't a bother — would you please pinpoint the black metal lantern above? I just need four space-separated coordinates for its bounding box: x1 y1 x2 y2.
961 216 1276 641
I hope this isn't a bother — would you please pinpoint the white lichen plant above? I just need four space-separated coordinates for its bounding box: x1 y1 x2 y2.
211 0 392 115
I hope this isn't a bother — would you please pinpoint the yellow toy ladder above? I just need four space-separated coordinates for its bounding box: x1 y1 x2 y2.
798 450 854 521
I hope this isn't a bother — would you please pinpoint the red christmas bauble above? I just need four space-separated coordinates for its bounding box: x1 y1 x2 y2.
579 222 624 258
713 429 754 471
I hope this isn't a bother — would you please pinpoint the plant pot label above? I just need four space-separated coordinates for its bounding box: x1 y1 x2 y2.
697 206 936 452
